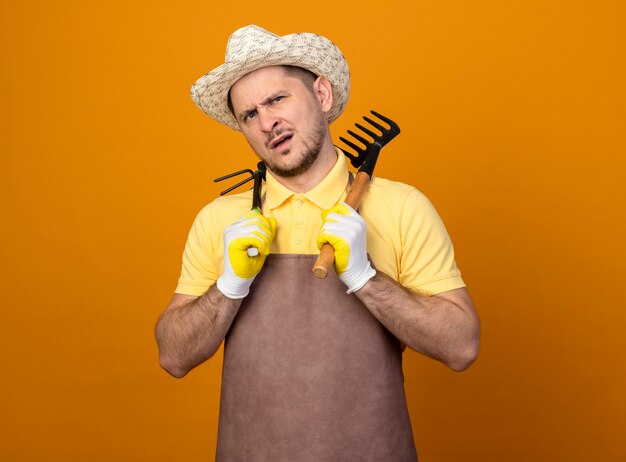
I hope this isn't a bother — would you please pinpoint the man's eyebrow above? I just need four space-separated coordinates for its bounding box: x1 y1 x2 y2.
237 92 286 120
261 92 284 105
237 107 254 121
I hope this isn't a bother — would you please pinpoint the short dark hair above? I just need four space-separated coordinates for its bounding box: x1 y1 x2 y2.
227 65 319 117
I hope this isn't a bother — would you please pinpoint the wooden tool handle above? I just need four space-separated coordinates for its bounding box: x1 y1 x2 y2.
312 172 371 279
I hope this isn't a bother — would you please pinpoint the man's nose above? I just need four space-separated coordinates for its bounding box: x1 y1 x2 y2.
259 111 280 132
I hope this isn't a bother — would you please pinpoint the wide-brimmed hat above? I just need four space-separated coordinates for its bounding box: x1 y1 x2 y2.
190 25 350 130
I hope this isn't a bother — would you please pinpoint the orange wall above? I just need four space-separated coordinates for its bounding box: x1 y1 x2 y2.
2 1 625 460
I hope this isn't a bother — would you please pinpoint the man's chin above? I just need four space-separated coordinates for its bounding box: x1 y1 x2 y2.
266 164 302 178
266 157 315 178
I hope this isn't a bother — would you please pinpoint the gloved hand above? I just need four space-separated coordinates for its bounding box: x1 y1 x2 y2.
217 210 277 299
317 202 376 294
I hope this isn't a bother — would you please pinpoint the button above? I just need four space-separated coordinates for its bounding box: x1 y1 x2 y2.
295 236 303 244
296 218 304 225
295 200 303 207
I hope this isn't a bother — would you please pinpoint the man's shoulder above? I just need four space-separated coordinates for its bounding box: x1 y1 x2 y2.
368 176 415 193
194 190 253 225
364 176 430 209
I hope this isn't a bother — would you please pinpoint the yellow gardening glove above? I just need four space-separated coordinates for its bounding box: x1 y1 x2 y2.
217 210 277 299
317 202 376 293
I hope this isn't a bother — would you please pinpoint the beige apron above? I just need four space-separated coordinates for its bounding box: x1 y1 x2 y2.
216 254 418 461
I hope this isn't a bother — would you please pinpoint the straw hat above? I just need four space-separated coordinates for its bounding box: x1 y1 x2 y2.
190 25 350 130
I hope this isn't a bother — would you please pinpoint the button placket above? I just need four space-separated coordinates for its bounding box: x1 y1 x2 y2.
293 196 305 247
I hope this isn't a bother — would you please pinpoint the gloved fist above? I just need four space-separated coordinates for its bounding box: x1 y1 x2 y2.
217 210 277 299
317 202 376 293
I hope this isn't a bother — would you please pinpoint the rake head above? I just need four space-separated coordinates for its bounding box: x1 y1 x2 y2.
339 110 400 175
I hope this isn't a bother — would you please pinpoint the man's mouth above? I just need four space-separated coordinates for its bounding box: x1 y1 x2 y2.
270 133 293 151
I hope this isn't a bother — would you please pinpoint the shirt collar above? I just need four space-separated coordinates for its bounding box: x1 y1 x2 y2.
264 147 350 210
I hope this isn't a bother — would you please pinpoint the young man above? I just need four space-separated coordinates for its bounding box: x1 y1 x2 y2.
155 25 479 461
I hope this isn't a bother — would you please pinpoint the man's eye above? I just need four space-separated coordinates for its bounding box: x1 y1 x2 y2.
273 96 284 103
243 111 256 122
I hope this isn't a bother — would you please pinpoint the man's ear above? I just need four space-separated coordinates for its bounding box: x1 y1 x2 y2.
313 76 333 113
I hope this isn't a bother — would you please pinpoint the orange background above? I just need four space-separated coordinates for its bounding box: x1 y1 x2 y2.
2 1 625 460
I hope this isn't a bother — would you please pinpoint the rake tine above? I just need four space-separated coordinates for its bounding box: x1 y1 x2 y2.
339 136 366 168
362 115 386 133
371 110 400 133
355 122 378 140
347 129 370 146
219 175 254 195
214 168 255 183
342 154 359 168
339 136 365 154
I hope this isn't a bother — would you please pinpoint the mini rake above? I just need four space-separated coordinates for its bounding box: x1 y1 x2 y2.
313 110 400 279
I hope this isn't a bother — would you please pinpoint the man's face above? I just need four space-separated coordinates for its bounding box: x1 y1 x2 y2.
229 66 332 178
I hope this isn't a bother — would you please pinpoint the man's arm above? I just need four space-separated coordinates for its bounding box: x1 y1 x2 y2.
318 202 479 371
354 272 480 371
156 210 277 378
155 287 242 378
